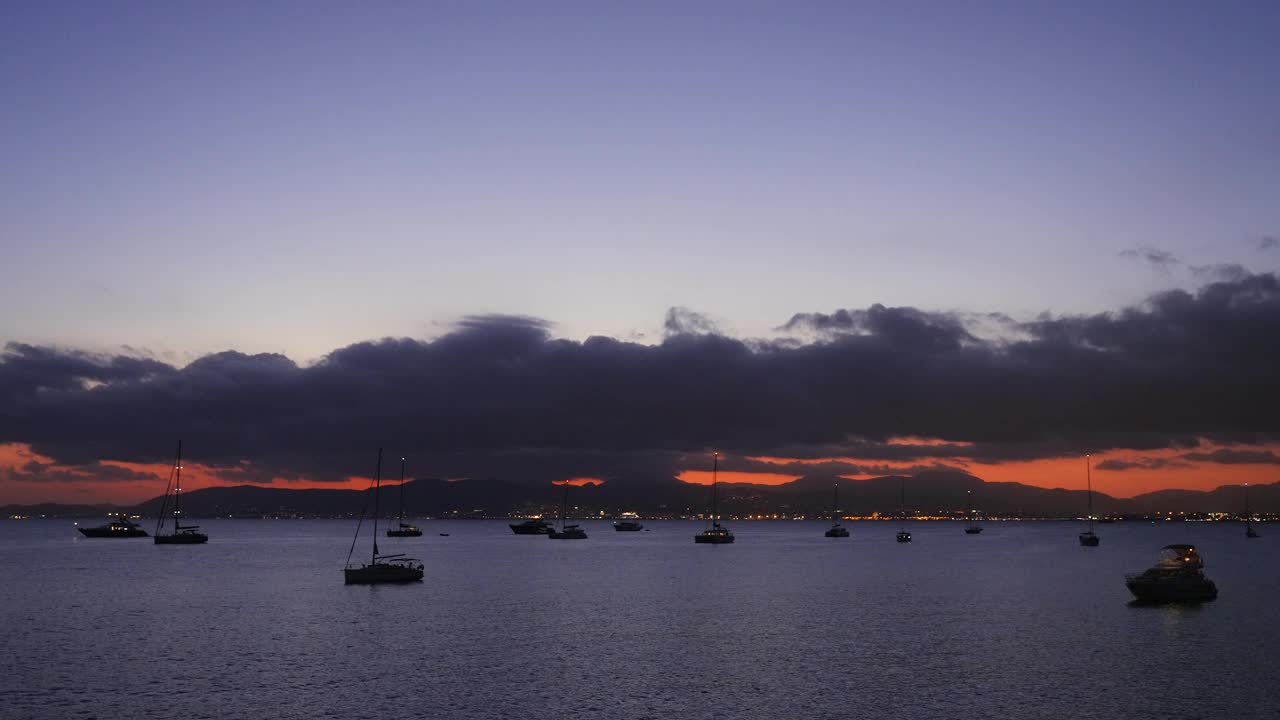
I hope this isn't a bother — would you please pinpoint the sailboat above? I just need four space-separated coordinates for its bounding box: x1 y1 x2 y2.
695 452 734 543
344 448 424 584
825 478 849 538
1245 482 1260 539
896 476 912 543
548 481 587 539
1079 454 1100 547
964 489 983 534
385 457 423 537
154 441 208 544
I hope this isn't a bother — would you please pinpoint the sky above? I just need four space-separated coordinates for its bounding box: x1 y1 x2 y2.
2 2 1279 504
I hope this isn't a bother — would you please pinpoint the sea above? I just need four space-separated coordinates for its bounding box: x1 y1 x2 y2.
1 519 1277 720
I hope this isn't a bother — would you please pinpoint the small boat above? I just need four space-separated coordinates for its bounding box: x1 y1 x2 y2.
509 517 554 535
825 478 849 538
613 511 644 531
385 457 423 537
695 452 734 544
1125 544 1218 603
78 516 148 538
548 481 587 540
1245 482 1260 539
344 449 424 585
895 476 911 543
154 441 208 545
1079 454 1100 547
963 489 983 534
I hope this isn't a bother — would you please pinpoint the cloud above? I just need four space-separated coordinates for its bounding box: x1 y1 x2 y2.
779 304 977 351
663 307 720 336
1 459 162 484
1190 264 1250 283
1095 457 1192 471
1120 246 1181 269
2 276 1280 486
1181 449 1280 465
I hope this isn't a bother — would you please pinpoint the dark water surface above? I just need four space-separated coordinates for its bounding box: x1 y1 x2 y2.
2 519 1278 719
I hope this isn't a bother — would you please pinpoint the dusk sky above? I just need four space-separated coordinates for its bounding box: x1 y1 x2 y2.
3 2 1279 504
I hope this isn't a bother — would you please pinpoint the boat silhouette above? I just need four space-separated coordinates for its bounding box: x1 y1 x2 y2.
154 441 207 545
695 452 734 544
964 489 983 534
825 478 849 538
386 457 422 537
1079 454 1099 547
344 448 424 585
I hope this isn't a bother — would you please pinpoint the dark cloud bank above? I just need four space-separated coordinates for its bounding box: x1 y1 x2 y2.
3 274 1280 487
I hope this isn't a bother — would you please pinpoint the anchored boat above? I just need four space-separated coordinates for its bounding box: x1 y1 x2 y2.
963 489 983 534
78 516 147 538
385 457 423 537
1079 454 1100 547
613 512 644 532
825 478 849 538
154 441 208 545
344 448 424 585
1125 544 1218 604
509 517 554 535
1245 482 1260 539
896 476 911 543
695 452 734 544
548 481 587 540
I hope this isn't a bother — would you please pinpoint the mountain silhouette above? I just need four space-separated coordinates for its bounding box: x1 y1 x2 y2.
9 470 1272 518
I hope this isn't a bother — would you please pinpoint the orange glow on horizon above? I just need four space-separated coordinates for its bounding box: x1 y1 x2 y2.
0 442 370 505
677 470 804 486
551 477 606 486
751 443 1280 497
5 440 1280 504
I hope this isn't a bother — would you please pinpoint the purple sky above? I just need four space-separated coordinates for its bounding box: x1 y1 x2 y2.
3 1 1278 361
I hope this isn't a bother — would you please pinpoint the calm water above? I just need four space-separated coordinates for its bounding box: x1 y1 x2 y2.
1 519 1277 719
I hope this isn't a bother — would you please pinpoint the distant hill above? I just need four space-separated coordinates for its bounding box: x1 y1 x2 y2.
7 471 1275 518
1 502 119 518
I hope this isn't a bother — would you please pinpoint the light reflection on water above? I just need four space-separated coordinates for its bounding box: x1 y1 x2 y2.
1 519 1277 719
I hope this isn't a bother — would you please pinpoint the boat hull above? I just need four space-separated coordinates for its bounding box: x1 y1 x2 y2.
510 522 552 535
549 529 588 539
1079 532 1100 547
825 526 849 538
1125 576 1217 604
344 564 424 585
613 522 644 532
694 533 735 544
386 529 423 537
78 527 148 538
964 527 983 534
896 532 912 543
154 533 208 544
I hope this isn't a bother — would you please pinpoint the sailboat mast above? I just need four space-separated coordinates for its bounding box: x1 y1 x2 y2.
398 457 406 525
966 490 972 528
371 448 383 564
1245 482 1252 529
900 476 906 530
561 482 569 530
1086 454 1094 532
173 440 183 528
832 479 839 524
711 452 719 526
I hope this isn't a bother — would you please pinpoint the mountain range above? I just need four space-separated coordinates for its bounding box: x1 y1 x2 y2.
5 470 1275 518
